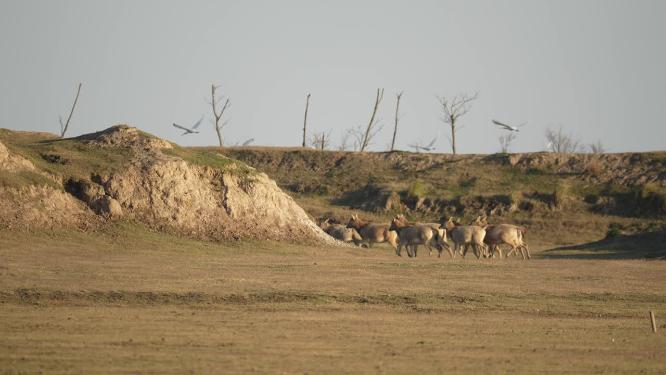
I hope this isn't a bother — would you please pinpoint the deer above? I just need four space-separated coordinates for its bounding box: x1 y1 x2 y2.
390 215 453 258
347 214 398 250
318 218 364 246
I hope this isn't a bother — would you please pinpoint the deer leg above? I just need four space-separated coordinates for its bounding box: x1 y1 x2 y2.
447 242 454 259
405 243 413 258
513 241 526 260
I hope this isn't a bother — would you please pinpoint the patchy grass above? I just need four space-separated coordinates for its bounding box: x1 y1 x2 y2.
1 227 666 373
164 145 257 177
0 129 134 180
0 170 60 189
406 179 432 199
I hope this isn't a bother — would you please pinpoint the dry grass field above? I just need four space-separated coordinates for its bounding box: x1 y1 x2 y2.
2 224 665 374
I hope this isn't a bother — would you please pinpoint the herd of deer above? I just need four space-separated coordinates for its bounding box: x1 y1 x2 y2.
318 214 531 260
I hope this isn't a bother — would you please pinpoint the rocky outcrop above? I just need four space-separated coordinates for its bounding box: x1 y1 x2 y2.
0 140 35 172
97 152 331 242
507 152 666 187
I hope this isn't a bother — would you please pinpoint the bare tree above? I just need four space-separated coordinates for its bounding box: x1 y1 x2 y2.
360 88 384 152
498 132 516 153
545 127 581 153
390 91 403 151
210 84 230 147
338 130 352 151
340 126 366 151
437 92 478 154
302 93 311 147
59 83 82 138
588 140 605 154
310 130 331 150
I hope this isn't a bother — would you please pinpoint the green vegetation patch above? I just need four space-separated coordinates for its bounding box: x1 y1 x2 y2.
165 146 257 177
0 130 134 181
405 179 432 200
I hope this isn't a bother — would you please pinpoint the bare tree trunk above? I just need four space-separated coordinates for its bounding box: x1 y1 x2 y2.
302 93 310 147
361 88 384 152
450 120 456 155
211 84 230 147
437 93 477 155
310 130 331 150
59 83 82 138
390 91 403 151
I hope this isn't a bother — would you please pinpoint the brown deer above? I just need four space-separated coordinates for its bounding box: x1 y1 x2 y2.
347 214 398 250
484 224 530 259
318 218 364 246
390 216 452 258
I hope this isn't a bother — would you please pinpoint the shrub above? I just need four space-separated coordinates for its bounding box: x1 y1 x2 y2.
632 183 666 216
584 156 603 176
406 179 431 200
606 223 623 238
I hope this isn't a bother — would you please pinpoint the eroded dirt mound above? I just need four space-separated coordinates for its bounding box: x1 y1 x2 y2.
0 140 35 171
96 154 333 242
0 128 337 244
76 124 172 151
0 185 95 230
0 140 95 230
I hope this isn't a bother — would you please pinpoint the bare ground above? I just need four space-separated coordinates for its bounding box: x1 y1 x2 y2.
1 226 665 374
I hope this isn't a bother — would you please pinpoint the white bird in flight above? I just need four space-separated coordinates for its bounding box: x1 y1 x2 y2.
172 116 203 135
409 135 438 152
492 119 526 132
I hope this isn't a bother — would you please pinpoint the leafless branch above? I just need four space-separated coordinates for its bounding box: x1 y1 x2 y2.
302 93 311 147
338 130 352 151
498 132 516 153
211 84 230 147
59 83 82 138
310 130 331 150
437 92 478 154
360 88 384 152
344 125 366 152
588 140 605 154
545 126 582 153
390 91 403 151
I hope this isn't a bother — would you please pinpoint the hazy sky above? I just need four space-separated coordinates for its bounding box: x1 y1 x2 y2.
1 0 665 153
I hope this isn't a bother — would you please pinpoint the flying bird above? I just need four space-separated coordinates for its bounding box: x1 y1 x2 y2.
492 119 525 132
409 135 438 152
172 116 203 135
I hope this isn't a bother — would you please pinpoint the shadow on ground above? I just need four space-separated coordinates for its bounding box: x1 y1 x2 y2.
541 230 666 260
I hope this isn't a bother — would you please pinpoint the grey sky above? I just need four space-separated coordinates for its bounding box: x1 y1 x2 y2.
1 0 664 153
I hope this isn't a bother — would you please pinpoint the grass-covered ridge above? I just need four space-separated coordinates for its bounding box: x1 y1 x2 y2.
0 128 136 182
0 127 260 188
164 145 258 177
219 147 666 216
